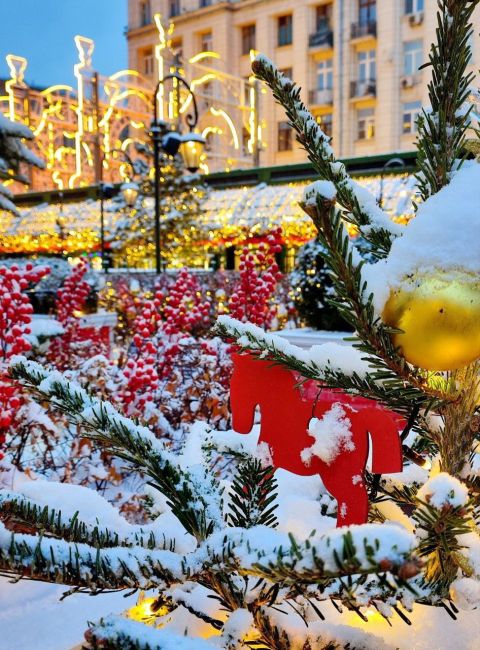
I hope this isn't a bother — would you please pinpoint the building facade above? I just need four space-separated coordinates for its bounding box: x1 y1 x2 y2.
127 0 480 167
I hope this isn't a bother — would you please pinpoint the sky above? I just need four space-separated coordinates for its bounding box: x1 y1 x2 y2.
0 0 127 88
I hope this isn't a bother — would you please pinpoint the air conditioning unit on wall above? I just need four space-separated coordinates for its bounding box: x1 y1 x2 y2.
408 12 424 27
402 76 415 89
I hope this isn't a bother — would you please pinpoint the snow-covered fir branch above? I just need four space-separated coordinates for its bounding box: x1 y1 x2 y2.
8 356 223 542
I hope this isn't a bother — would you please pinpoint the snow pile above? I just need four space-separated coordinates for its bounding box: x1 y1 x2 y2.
363 161 480 311
450 576 480 610
301 404 355 465
416 472 469 509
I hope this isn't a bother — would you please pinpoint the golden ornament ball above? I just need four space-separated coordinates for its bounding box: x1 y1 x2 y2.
382 271 480 371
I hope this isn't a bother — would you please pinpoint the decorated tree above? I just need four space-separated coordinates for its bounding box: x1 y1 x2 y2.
1 2 480 648
0 114 44 214
291 236 351 331
108 143 207 269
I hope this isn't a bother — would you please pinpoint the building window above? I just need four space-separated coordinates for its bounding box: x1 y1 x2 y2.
278 121 293 151
357 49 376 82
279 67 293 79
169 0 180 18
404 40 423 75
316 58 333 90
200 0 212 7
405 0 424 14
357 107 375 140
242 127 251 155
403 100 422 133
200 31 213 52
141 47 154 76
316 113 333 137
359 0 376 25
316 3 333 29
278 15 293 47
241 25 256 55
140 0 151 26
170 37 183 61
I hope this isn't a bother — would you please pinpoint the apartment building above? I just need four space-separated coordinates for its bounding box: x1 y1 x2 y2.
126 0 480 167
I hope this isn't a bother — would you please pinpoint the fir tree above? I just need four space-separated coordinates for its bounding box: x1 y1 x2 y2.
291 237 352 331
0 114 44 215
108 142 207 269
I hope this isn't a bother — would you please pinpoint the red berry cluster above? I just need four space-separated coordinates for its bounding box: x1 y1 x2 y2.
120 355 158 415
228 229 283 328
0 263 50 454
132 298 161 354
114 296 163 418
56 261 90 326
162 269 211 336
49 262 91 369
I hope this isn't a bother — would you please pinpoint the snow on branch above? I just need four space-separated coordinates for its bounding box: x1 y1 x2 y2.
0 481 196 553
202 524 420 585
8 356 222 542
0 520 182 591
215 315 371 379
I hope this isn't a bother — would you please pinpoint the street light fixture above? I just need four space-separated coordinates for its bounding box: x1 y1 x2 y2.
150 71 205 273
120 181 140 208
378 157 406 209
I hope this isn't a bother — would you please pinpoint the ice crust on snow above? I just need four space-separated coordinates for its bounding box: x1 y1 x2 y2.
302 403 355 465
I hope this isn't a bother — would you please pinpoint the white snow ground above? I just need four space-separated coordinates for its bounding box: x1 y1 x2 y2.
0 578 136 649
0 577 478 650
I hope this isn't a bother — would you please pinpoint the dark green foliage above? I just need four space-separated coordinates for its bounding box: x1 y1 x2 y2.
291 237 353 331
227 459 278 528
415 0 479 201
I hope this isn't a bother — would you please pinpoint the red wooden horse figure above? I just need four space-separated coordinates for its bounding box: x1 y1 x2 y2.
229 352 403 527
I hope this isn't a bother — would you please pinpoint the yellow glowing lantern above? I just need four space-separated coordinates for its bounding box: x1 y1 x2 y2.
179 134 205 172
383 270 480 371
121 181 140 207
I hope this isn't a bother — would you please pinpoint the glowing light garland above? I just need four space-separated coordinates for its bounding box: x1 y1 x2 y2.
0 174 416 264
1 13 259 196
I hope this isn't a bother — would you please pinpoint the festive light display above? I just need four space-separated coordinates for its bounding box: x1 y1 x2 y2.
0 12 258 194
0 173 416 265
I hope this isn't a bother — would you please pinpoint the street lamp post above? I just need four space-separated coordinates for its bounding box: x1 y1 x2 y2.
150 72 205 273
378 157 406 209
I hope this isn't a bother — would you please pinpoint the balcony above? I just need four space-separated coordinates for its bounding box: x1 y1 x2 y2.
350 80 376 99
309 88 333 106
401 74 422 89
350 21 377 40
309 22 334 49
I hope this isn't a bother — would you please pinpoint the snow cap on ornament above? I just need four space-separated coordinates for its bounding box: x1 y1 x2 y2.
363 160 480 371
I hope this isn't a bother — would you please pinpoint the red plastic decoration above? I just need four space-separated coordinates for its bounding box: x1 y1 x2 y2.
230 352 403 527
